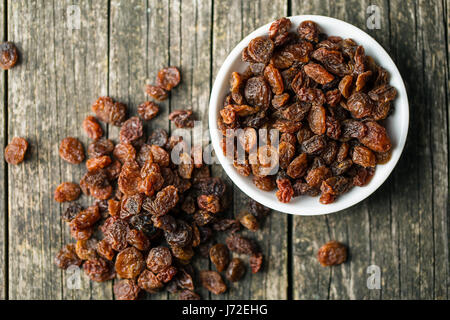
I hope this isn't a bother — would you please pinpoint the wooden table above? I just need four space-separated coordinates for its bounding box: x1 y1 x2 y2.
0 0 448 300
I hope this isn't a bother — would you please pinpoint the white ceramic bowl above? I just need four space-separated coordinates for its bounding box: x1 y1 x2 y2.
209 15 409 215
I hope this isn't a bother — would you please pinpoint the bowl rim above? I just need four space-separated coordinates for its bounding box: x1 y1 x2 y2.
208 14 409 216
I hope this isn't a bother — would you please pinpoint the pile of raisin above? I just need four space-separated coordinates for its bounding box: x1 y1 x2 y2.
53 67 269 300
218 18 396 204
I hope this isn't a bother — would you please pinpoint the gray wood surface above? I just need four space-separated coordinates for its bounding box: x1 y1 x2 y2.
0 0 448 300
0 0 5 301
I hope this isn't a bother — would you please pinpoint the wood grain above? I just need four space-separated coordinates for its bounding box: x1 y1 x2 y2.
291 0 448 300
212 0 288 300
7 0 110 299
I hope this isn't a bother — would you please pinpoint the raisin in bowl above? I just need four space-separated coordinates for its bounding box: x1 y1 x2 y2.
209 15 409 216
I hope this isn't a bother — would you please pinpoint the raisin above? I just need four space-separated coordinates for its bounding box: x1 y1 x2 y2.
305 166 331 188
54 182 81 203
147 246 172 273
281 42 313 64
269 17 292 46
177 152 194 179
346 92 373 119
276 177 294 203
209 243 230 272
253 175 276 191
296 87 325 105
164 220 192 248
352 145 376 168
83 258 115 282
278 141 295 169
0 42 19 69
212 219 240 233
319 192 336 204
320 176 351 195
113 143 136 164
244 76 272 109
368 84 397 103
156 66 181 91
120 193 144 220
75 239 98 260
175 268 195 290
340 119 367 141
199 270 227 295
169 110 195 128
249 252 263 273
225 258 246 282
171 245 194 263
297 20 320 42
353 166 375 186
281 101 311 122
197 194 221 214
82 116 103 140
157 266 178 283
226 235 258 255
150 145 170 167
308 104 326 135
103 218 129 251
126 229 150 251
92 97 127 126
115 247 145 279
71 205 101 230
272 93 290 109
237 211 259 231
120 117 143 144
118 160 142 196
304 62 334 84
152 214 177 233
4 137 28 165
54 244 82 269
144 185 179 216
97 239 115 261
138 269 163 292
59 137 85 164
247 36 274 63
145 84 168 101
338 75 353 98
86 155 112 172
302 135 327 155
287 153 308 178
263 64 284 95
317 241 347 266
293 181 320 197
114 280 140 300
148 128 169 147
194 177 226 197
88 138 114 158
70 223 93 241
376 150 392 164
359 121 391 152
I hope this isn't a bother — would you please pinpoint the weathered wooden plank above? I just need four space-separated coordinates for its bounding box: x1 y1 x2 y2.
7 0 109 299
416 0 448 299
212 0 288 300
0 0 5 301
291 0 449 300
109 0 170 300
168 0 213 300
